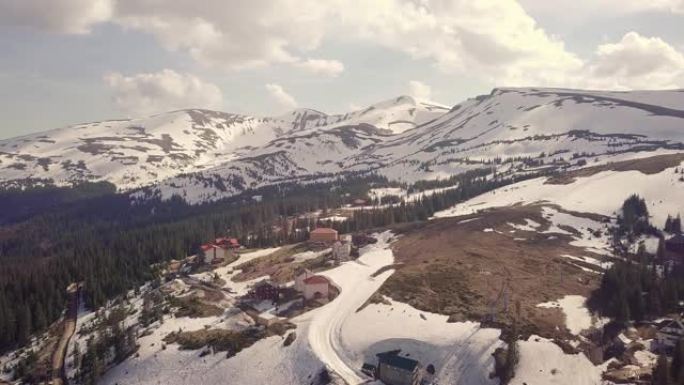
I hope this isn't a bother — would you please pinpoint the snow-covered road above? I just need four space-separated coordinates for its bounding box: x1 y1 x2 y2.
296 231 396 385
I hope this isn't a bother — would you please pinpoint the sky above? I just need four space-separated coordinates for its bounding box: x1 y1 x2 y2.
0 0 683 139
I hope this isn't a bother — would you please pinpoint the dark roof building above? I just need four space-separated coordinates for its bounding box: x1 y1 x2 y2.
376 350 422 385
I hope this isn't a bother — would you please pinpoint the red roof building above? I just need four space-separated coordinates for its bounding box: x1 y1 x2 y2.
215 237 241 248
310 227 339 243
303 275 330 285
303 275 331 301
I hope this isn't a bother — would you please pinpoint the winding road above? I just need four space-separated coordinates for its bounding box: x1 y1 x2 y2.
51 285 80 385
300 232 396 385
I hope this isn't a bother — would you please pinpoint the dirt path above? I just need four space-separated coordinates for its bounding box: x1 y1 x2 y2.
51 287 79 385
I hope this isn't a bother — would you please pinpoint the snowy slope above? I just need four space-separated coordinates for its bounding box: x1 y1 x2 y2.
0 110 291 190
146 88 684 203
2 88 683 204
364 87 684 183
433 155 684 227
0 96 444 192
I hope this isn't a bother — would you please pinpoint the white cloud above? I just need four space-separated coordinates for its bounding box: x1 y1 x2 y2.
408 80 432 100
265 83 298 110
294 59 345 77
114 0 332 71
104 69 223 116
0 0 113 34
337 0 583 87
583 32 684 90
3 0 684 91
521 0 684 16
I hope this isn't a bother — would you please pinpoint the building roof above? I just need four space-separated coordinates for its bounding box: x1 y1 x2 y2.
377 351 419 372
303 275 330 285
215 237 240 246
311 227 338 234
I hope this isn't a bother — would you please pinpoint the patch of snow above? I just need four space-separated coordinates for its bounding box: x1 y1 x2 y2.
513 335 603 385
537 295 593 335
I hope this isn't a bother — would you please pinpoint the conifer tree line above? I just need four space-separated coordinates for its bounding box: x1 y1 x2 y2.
0 169 543 352
590 194 684 323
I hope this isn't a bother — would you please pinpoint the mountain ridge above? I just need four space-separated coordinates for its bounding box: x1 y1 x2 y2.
1 88 683 204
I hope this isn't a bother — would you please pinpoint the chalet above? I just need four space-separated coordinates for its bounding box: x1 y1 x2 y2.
302 275 331 302
201 243 231 264
309 227 338 244
655 319 684 353
248 280 281 302
376 350 422 385
294 268 316 292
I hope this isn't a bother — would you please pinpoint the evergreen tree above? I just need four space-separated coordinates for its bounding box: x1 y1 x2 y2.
653 354 672 385
673 215 682 234
672 339 684 384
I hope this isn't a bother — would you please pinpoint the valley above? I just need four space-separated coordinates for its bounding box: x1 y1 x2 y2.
1 88 683 385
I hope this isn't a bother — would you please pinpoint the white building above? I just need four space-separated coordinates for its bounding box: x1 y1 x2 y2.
294 268 315 292
201 243 231 263
302 275 330 302
332 240 352 263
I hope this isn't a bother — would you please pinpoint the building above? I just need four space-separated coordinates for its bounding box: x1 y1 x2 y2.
332 240 352 263
294 268 316 292
309 227 338 243
201 243 231 264
303 275 331 302
376 350 422 385
655 319 684 352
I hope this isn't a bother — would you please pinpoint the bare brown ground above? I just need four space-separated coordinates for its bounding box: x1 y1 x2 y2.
546 152 684 184
232 243 331 284
382 204 612 339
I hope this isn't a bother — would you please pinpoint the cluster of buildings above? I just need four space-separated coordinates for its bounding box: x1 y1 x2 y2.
240 227 360 326
309 227 353 264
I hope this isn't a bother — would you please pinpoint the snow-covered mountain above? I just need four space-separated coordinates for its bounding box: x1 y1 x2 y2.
1 88 683 203
142 88 684 203
0 96 446 192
